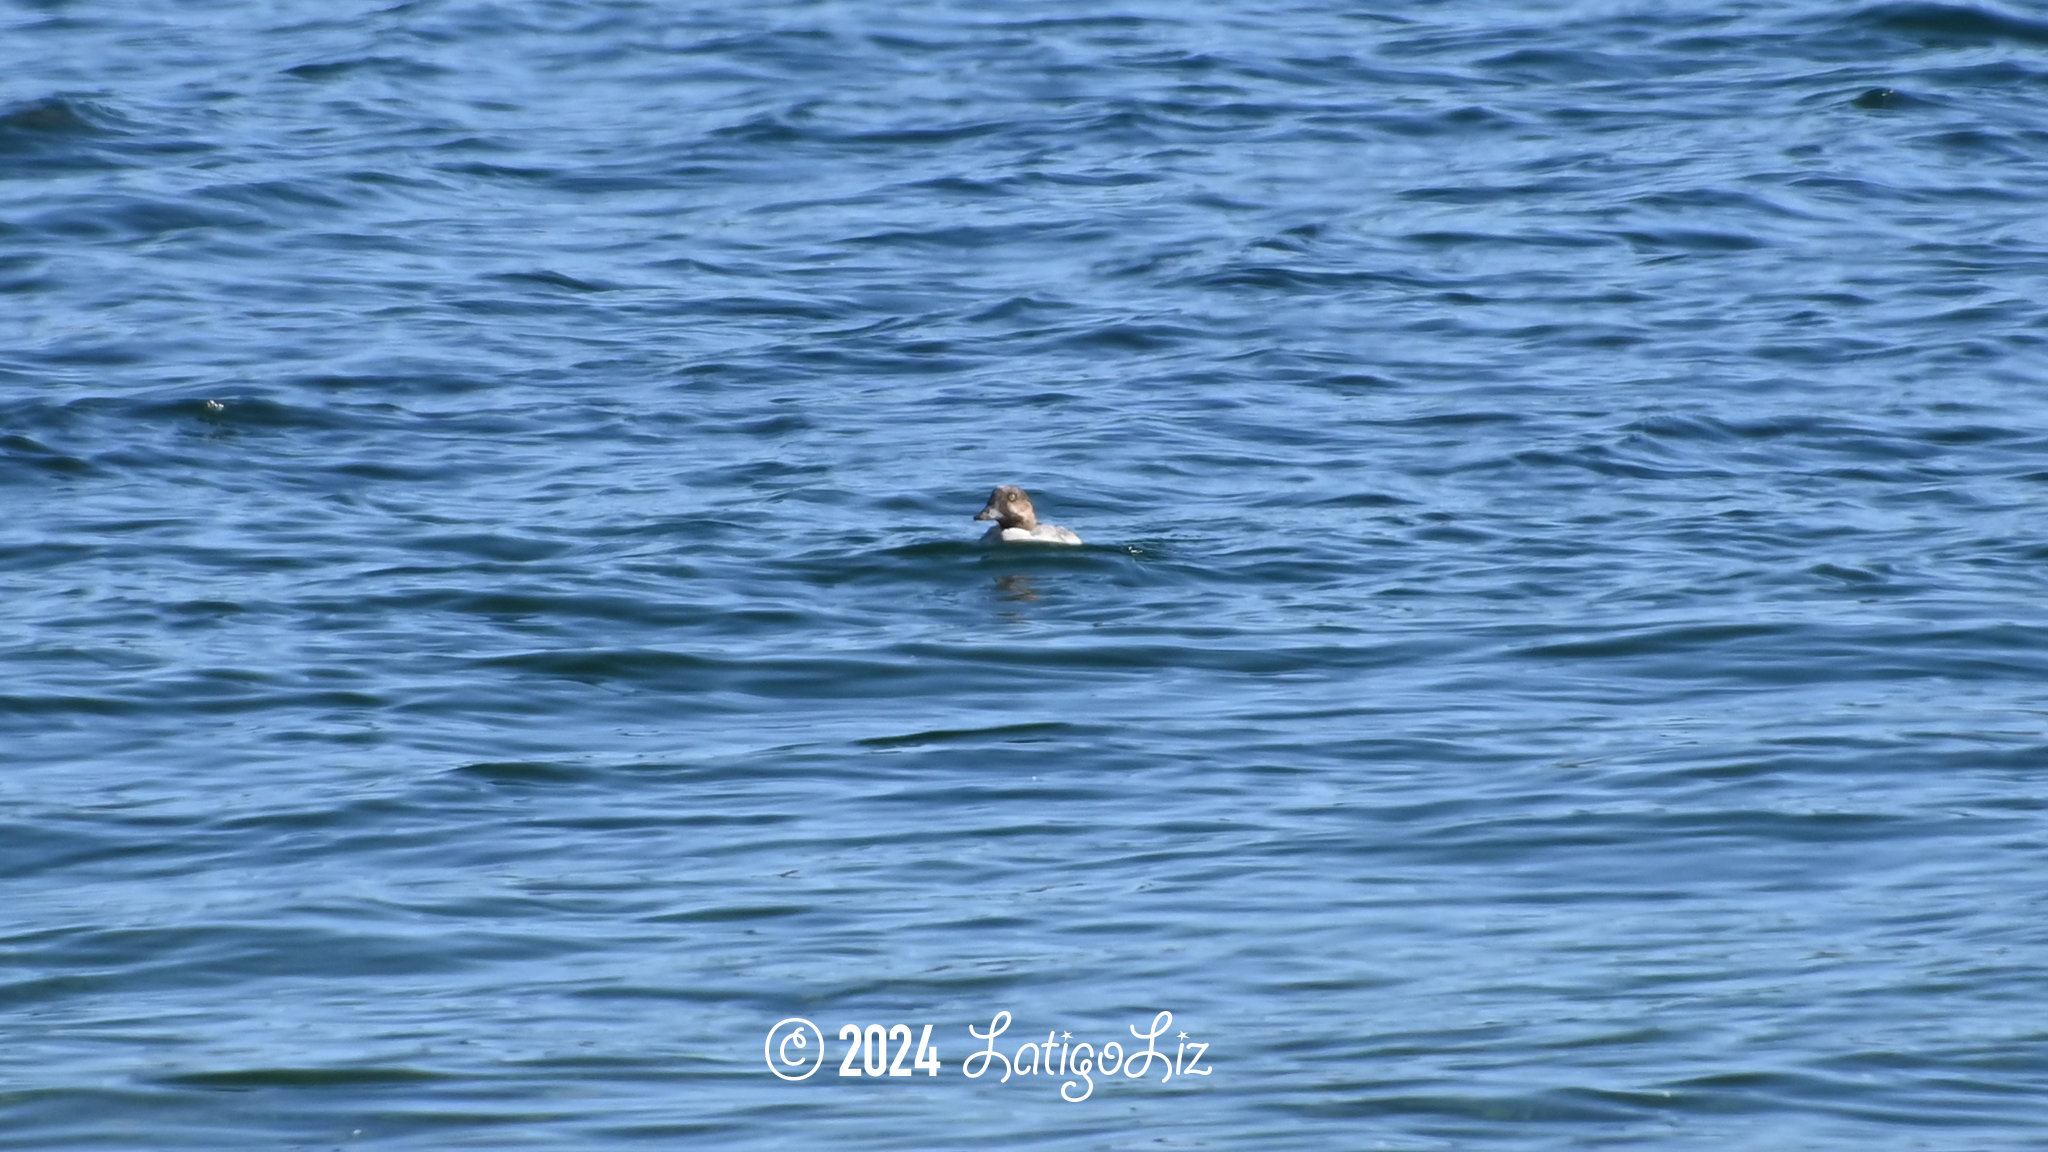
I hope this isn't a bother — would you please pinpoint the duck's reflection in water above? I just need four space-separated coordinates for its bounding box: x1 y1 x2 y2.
994 574 1040 603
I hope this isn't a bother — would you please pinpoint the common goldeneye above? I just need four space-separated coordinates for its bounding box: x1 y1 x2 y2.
973 485 1082 545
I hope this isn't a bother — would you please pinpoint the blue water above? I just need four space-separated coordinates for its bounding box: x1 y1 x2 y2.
7 1 2048 1147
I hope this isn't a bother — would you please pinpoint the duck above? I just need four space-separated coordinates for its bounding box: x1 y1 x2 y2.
974 485 1082 545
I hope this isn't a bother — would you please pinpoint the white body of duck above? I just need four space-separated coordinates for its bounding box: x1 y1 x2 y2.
974 485 1081 545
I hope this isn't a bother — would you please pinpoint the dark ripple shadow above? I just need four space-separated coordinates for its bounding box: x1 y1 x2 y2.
0 95 141 177
1849 2 2048 48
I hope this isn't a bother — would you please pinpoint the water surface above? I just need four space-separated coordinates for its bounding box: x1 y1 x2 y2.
6 1 2048 1148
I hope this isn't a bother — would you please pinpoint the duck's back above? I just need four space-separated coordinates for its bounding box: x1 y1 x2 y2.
985 524 1082 546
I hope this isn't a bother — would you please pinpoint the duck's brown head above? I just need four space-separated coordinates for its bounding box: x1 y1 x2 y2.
973 485 1038 530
